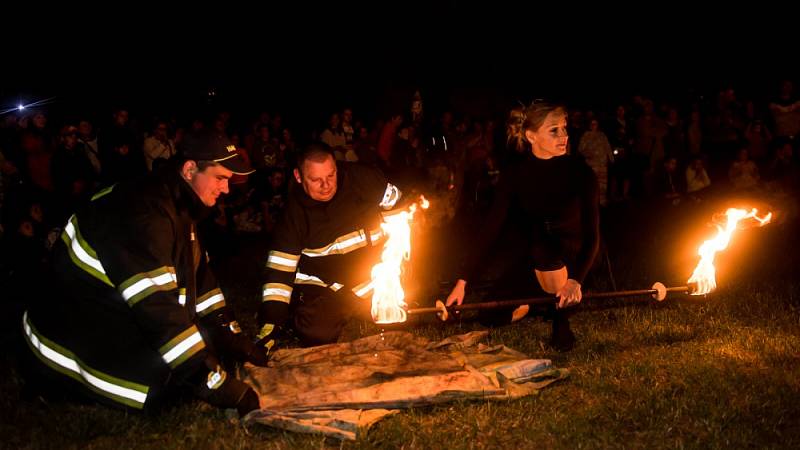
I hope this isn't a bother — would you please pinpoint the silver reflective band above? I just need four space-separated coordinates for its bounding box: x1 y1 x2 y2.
294 272 326 286
195 293 224 313
121 272 177 302
302 230 367 257
263 287 292 298
267 254 298 268
354 280 374 298
178 293 186 306
295 272 324 283
64 217 107 276
162 331 203 364
22 312 147 406
262 283 292 303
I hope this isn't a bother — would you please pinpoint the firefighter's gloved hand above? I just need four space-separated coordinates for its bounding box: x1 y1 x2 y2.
194 365 260 416
207 320 268 367
255 323 278 357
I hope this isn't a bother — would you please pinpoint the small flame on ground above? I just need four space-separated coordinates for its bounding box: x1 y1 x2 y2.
688 208 771 295
371 196 429 324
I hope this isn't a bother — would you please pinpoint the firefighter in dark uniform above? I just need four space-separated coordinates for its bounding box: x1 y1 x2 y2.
21 132 267 415
256 144 403 349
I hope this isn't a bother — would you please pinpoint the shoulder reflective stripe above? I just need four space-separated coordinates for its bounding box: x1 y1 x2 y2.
379 183 401 209
262 283 292 303
159 326 205 368
62 215 113 287
294 272 328 287
22 311 148 409
329 283 343 291
302 230 367 257
352 280 374 299
91 184 116 201
119 266 178 306
178 287 186 306
195 288 225 317
266 251 300 272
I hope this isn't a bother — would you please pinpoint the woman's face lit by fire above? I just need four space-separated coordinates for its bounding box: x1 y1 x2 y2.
525 111 569 160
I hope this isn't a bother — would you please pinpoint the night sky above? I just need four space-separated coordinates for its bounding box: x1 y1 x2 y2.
2 4 796 125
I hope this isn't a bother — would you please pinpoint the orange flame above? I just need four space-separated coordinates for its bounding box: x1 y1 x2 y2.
688 208 771 295
371 196 429 323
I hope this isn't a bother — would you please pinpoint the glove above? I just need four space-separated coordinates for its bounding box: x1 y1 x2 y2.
255 323 279 357
194 364 261 416
206 320 269 367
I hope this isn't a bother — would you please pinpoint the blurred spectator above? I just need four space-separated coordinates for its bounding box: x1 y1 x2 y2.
578 119 614 205
686 156 711 196
142 120 176 171
728 148 760 190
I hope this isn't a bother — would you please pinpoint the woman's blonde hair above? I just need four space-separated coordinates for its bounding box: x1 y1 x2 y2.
506 101 567 152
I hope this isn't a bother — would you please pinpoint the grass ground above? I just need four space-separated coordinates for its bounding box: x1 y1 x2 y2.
2 200 799 449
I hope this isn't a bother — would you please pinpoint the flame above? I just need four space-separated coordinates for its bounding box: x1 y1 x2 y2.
688 208 771 295
370 196 429 324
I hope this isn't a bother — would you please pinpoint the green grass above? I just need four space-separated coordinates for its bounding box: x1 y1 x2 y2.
4 204 800 449
3 278 799 449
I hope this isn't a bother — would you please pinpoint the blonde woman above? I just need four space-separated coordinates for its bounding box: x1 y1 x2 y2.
446 102 600 351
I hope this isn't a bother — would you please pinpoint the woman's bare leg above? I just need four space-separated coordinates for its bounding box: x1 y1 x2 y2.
535 267 568 294
511 266 568 322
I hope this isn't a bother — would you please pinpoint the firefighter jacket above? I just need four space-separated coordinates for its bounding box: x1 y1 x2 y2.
257 162 402 347
22 165 237 410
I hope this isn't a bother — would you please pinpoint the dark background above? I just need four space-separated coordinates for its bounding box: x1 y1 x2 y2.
2 3 796 128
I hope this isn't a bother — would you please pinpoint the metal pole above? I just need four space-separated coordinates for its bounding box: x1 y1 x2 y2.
406 284 693 317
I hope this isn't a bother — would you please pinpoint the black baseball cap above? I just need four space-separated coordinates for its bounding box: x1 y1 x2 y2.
180 132 254 175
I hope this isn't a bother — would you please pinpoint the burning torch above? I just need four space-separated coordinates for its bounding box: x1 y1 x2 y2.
399 207 772 323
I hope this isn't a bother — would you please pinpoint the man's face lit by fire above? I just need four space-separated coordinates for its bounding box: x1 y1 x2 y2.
294 154 337 202
526 111 569 159
184 161 232 207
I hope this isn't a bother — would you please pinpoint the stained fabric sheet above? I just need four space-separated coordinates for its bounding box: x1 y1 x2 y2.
243 331 567 440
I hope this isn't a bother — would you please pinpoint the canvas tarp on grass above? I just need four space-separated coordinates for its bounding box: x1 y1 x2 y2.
243 331 567 440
